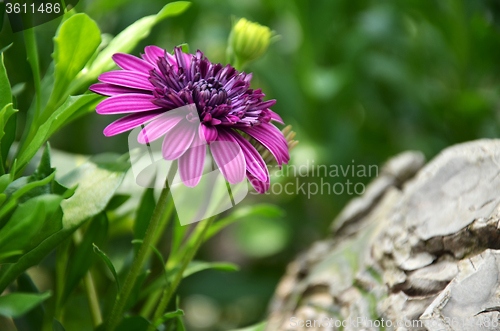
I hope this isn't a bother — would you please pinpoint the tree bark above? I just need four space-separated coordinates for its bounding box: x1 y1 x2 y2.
267 140 500 331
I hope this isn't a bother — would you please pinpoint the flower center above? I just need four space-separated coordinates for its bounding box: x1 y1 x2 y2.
192 78 228 108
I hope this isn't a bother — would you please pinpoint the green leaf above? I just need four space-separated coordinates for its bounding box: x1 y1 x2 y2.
182 261 240 278
1 109 17 169
0 292 51 318
0 103 17 174
93 243 120 291
228 322 267 331
140 261 239 300
0 172 57 226
46 13 101 111
125 269 150 311
83 1 191 81
0 44 13 54
0 52 12 111
34 143 54 180
61 213 108 304
134 188 156 244
115 316 151 331
155 309 184 327
16 62 55 159
175 296 186 331
106 194 131 211
23 28 42 122
60 154 129 228
13 273 44 331
176 43 189 54
0 155 129 293
131 239 168 286
16 93 103 175
52 318 66 331
205 204 284 240
0 194 64 263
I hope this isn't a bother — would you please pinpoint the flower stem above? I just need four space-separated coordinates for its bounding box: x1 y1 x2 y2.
83 270 102 328
147 216 216 331
106 176 174 331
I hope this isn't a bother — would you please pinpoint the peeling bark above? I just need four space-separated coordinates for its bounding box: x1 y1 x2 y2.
267 140 500 331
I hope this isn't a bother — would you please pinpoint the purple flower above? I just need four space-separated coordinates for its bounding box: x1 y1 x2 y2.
90 46 289 193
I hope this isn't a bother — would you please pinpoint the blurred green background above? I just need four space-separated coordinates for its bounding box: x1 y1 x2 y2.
2 0 500 329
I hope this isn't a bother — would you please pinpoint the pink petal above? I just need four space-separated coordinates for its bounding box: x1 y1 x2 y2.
179 131 207 187
96 94 161 114
98 71 154 90
142 45 165 65
199 124 218 143
269 110 285 124
211 130 246 185
241 122 290 167
112 53 155 72
89 83 150 96
247 171 269 194
162 120 197 160
227 130 269 183
137 112 184 144
103 110 164 136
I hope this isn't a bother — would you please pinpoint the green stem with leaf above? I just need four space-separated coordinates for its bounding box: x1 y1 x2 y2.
147 216 215 331
106 163 176 331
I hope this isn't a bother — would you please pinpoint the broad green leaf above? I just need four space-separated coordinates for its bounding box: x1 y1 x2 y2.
0 155 129 293
0 171 58 227
228 322 267 331
84 33 113 71
61 213 108 304
205 204 284 240
0 52 12 110
116 316 151 331
0 174 11 194
81 1 191 83
13 273 45 331
0 194 64 263
154 309 184 327
1 146 61 217
60 154 129 228
46 13 101 111
93 243 120 290
16 93 103 175
53 318 66 331
0 292 51 318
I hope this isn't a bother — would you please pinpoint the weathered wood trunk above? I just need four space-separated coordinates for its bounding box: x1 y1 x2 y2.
267 140 500 331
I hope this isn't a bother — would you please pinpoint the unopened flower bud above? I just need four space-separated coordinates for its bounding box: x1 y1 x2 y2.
228 18 272 69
